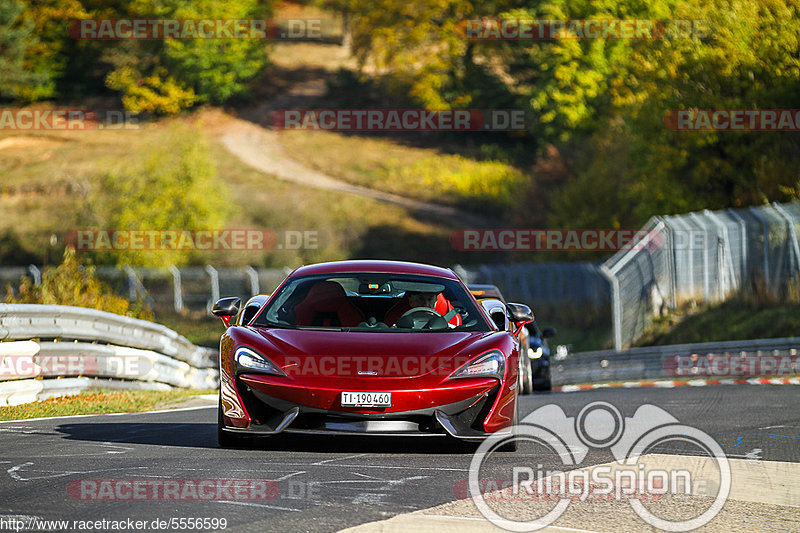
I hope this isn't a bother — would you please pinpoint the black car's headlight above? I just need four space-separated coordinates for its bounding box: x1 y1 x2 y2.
235 347 286 376
448 350 505 380
528 346 544 359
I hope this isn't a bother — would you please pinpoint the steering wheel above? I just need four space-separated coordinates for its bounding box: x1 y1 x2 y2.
395 307 447 330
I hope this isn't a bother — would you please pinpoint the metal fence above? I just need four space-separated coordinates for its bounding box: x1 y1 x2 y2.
2 262 608 318
454 262 609 309
2 200 798 350
94 266 290 314
602 201 800 350
552 335 799 386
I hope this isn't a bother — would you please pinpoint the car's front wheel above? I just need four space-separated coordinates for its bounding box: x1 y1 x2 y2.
520 353 533 395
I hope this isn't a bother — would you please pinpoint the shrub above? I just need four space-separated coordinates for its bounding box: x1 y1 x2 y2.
6 248 152 320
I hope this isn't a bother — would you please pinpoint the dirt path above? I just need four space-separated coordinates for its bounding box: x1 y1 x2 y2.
218 80 499 227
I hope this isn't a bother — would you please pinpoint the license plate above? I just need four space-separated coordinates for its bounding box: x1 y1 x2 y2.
341 391 391 407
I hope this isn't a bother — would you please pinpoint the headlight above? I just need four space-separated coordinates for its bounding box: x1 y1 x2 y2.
449 350 505 380
529 346 543 359
235 347 286 376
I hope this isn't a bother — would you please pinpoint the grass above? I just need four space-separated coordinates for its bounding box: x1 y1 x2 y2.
552 324 613 352
0 388 215 421
635 298 800 346
279 129 527 214
159 312 223 348
0 6 531 269
0 108 470 269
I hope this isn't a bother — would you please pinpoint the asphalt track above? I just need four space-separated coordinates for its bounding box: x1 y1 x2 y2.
1 385 798 532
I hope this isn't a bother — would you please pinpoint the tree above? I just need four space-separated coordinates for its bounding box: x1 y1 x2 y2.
6 248 152 319
102 0 273 114
0 0 53 100
92 124 230 267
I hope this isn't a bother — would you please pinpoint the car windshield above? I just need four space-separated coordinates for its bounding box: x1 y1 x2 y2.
253 273 489 332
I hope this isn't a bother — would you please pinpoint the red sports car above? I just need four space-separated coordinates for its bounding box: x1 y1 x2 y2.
212 260 532 449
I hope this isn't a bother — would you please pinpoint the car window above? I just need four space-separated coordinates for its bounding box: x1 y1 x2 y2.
253 273 490 332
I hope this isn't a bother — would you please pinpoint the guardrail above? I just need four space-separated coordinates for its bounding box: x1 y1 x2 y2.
0 304 219 406
554 336 799 386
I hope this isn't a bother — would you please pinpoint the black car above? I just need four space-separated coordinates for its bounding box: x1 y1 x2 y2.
468 284 537 394
526 322 556 391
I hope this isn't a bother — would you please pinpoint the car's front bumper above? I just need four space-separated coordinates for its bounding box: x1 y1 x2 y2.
222 375 507 441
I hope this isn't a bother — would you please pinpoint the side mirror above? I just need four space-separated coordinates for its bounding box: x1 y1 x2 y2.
542 327 557 338
507 302 533 337
480 298 509 331
506 303 533 323
212 297 241 328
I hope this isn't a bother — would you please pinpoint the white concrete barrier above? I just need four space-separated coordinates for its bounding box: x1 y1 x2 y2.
0 305 219 405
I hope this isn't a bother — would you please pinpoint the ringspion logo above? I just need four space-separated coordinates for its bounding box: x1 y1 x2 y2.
470 402 730 531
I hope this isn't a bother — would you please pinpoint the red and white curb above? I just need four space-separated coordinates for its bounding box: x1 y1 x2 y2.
554 376 800 393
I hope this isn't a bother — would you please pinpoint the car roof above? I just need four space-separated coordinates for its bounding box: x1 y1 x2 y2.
290 260 460 280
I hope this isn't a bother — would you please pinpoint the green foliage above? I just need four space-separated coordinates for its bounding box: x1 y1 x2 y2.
341 0 800 229
390 155 526 212
5 0 271 112
330 0 517 109
511 0 800 227
106 66 197 115
6 248 152 319
0 0 54 100
13 0 91 100
92 124 230 267
635 297 800 347
100 0 272 114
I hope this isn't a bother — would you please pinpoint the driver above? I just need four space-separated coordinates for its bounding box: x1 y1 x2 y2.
384 290 462 327
407 291 437 310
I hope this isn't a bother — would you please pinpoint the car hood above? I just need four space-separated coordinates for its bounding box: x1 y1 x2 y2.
251 328 496 378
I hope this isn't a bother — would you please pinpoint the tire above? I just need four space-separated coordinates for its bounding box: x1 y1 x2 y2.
532 364 552 392
521 355 533 395
217 397 251 448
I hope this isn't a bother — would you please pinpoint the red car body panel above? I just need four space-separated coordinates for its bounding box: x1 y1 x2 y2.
218 260 520 440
